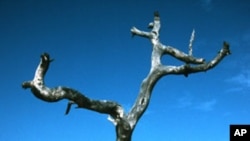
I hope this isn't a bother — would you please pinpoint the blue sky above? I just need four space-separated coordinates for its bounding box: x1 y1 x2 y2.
0 0 249 141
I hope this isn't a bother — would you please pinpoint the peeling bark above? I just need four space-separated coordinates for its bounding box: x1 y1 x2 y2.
22 12 230 141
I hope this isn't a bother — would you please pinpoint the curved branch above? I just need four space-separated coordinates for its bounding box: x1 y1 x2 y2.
160 41 230 76
22 53 124 119
162 44 205 64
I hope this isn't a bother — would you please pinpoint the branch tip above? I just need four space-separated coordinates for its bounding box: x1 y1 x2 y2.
65 101 75 115
41 52 54 62
223 41 231 55
154 11 159 17
154 11 160 21
188 29 195 56
148 22 154 29
22 81 32 89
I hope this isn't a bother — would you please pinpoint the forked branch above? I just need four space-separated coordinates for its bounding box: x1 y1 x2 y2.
22 12 230 141
128 11 230 129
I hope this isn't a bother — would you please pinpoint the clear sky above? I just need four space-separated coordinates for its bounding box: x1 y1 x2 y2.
0 0 249 141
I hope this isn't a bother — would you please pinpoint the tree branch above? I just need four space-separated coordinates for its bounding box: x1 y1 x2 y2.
128 11 230 129
22 53 124 120
162 44 205 64
189 29 195 56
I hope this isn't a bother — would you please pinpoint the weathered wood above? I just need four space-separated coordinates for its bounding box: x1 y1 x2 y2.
22 12 230 141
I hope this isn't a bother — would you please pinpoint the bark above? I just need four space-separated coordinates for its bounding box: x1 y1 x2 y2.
22 12 230 141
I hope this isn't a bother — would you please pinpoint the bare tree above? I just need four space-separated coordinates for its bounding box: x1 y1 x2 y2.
22 12 230 141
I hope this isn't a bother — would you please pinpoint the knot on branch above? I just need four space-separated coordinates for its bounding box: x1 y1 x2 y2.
184 64 191 77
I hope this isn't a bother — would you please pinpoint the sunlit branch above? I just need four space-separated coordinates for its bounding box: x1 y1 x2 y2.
189 29 195 56
22 53 124 120
22 11 230 141
128 11 230 129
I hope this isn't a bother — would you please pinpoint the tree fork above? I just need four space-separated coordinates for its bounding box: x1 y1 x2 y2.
22 12 230 141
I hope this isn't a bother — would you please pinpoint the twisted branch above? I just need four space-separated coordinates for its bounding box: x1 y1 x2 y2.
22 53 124 120
22 12 230 141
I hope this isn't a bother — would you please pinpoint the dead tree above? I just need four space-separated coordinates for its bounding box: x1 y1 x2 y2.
22 12 230 141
